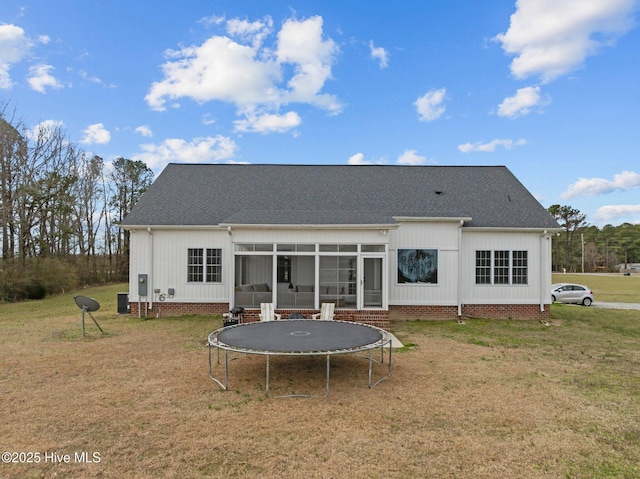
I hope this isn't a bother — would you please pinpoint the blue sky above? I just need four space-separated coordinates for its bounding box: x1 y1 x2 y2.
1 0 639 227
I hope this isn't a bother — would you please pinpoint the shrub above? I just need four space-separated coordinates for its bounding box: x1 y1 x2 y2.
0 257 79 301
25 281 47 300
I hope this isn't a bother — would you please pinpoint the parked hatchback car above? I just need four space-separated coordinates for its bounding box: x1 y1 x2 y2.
551 283 594 306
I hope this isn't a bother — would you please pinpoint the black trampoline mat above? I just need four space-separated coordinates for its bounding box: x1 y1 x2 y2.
216 320 383 353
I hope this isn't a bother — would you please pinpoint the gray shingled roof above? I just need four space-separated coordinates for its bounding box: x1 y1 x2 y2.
119 164 560 229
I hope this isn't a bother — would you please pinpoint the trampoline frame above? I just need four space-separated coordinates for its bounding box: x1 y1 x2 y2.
208 319 392 398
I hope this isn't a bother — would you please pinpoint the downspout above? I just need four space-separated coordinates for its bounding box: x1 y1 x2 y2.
457 220 464 317
148 227 153 317
540 230 548 312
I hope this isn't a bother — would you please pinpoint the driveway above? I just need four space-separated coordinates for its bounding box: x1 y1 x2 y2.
592 302 640 310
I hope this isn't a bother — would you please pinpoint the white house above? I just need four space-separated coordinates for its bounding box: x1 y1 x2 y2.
119 164 560 329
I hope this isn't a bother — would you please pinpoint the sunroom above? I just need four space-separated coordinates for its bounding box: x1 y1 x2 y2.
232 242 387 310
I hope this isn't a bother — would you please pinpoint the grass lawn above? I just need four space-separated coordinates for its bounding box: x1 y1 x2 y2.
1 281 639 478
552 273 640 303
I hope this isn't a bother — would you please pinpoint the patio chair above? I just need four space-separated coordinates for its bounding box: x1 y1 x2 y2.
312 302 335 321
259 303 282 322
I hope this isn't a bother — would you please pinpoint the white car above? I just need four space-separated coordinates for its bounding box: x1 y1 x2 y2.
551 283 594 306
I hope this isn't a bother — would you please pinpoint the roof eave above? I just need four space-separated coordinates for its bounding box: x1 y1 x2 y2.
463 226 563 233
392 216 473 223
220 223 400 230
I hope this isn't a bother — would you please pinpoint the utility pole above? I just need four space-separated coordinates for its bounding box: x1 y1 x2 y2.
581 233 584 273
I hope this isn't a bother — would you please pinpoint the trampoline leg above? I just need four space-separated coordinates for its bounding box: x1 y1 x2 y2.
208 345 229 391
224 350 229 389
265 355 270 397
369 341 392 388
325 354 331 397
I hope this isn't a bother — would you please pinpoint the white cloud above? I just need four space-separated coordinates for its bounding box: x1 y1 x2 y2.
369 40 389 69
135 125 153 137
78 69 115 88
133 136 237 171
347 152 385 165
414 88 446 121
0 24 32 89
226 16 273 49
561 170 640 198
234 110 301 134
81 123 111 145
199 14 226 27
201 114 216 125
26 119 65 140
497 85 548 118
348 152 367 165
27 64 63 93
276 16 341 112
397 150 427 165
594 204 640 222
494 0 637 82
458 138 526 153
146 15 341 132
146 36 279 110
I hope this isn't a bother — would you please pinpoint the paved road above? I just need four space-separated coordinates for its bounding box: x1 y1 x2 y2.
592 302 640 310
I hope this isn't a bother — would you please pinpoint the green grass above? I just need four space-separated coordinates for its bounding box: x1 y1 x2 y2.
0 283 126 322
552 273 640 303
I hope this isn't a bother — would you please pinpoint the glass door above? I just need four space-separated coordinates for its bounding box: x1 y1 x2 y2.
362 256 383 308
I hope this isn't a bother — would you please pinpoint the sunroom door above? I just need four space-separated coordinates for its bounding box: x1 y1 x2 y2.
361 256 384 308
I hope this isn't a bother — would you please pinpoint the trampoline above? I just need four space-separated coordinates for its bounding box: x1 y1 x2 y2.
208 319 392 397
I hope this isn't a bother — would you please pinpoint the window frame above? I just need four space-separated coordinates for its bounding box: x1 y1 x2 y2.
493 250 510 285
475 249 528 286
187 248 223 283
475 250 491 284
511 250 528 285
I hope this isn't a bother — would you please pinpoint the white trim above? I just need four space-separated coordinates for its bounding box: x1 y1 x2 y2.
393 216 472 223
464 226 562 233
220 223 399 230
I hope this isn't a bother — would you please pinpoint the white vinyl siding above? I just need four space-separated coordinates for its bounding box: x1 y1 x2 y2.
388 221 460 306
462 231 545 305
128 229 230 303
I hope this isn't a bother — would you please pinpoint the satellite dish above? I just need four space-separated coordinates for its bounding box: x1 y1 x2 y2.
74 296 101 312
74 295 104 336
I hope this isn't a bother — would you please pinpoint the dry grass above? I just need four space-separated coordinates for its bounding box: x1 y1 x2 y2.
1 284 640 478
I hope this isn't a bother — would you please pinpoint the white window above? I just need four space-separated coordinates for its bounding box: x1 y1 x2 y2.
475 250 528 285
188 248 222 283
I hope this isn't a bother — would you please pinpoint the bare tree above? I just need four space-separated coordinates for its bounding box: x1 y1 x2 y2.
71 154 105 282
0 111 27 260
109 157 153 279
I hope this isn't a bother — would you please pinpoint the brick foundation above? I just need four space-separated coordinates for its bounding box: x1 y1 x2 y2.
389 305 459 320
128 302 548 325
129 302 230 317
389 304 550 320
127 302 390 330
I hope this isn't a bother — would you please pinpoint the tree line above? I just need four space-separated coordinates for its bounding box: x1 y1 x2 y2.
1 103 153 301
548 204 640 273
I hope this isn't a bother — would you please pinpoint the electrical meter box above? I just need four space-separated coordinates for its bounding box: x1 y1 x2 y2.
138 274 148 296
